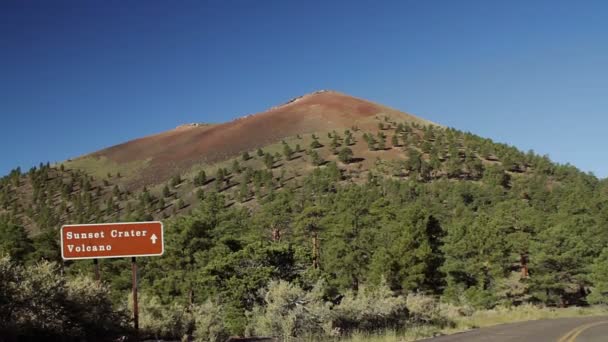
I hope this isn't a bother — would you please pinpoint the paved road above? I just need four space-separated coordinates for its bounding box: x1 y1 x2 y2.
420 316 608 342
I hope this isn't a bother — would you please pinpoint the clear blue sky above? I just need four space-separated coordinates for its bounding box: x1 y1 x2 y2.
1 0 607 178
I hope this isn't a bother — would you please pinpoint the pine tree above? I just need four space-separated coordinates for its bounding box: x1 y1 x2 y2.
171 174 182 187
377 133 386 150
238 181 250 203
309 150 323 166
588 248 608 304
345 134 352 146
405 148 422 173
194 170 207 186
338 147 354 164
310 137 322 149
366 135 377 151
442 212 509 308
232 160 241 174
530 213 595 306
282 143 294 161
391 135 399 148
264 153 275 169
0 222 33 262
295 205 325 269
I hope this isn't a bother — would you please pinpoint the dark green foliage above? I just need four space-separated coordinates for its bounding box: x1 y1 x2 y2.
282 142 294 160
405 147 422 173
330 135 341 152
194 170 207 186
310 136 322 149
483 164 510 188
391 134 399 147
238 181 250 203
2 122 608 340
345 134 353 146
0 222 32 262
377 132 386 150
364 133 377 151
232 160 241 174
588 248 608 304
264 153 275 169
309 150 323 166
170 174 182 187
29 228 61 262
338 147 354 164
112 185 121 197
216 168 226 184
196 188 205 201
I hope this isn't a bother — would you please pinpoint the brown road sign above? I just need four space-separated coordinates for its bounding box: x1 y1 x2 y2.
61 221 164 260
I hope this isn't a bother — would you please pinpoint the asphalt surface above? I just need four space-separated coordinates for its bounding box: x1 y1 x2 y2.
420 316 608 342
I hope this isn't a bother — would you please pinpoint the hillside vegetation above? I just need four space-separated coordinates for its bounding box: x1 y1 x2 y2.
1 93 608 340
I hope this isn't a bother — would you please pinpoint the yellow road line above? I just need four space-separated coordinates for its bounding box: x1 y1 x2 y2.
557 320 608 342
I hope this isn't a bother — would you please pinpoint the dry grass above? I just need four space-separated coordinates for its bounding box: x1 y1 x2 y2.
448 304 608 332
63 156 149 183
326 305 608 342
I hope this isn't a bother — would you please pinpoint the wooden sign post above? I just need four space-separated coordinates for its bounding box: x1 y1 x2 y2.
61 221 164 340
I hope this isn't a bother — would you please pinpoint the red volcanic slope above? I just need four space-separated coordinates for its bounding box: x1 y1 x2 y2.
86 91 431 186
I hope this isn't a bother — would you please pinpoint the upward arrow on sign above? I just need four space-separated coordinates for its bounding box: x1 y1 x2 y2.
151 234 158 244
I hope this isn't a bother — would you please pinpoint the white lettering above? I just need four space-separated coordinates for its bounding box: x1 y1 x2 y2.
109 229 148 239
66 231 106 240
65 243 112 254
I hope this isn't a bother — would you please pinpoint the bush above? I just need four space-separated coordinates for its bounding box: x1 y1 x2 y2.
332 281 407 335
127 293 229 342
65 275 128 338
0 255 22 334
0 256 127 339
192 300 228 342
247 280 332 339
129 291 191 340
406 292 447 326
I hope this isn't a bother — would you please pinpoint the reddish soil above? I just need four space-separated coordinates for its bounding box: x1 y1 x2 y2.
86 91 429 188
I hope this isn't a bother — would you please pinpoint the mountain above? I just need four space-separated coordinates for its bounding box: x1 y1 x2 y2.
2 90 608 341
0 90 586 235
66 90 433 189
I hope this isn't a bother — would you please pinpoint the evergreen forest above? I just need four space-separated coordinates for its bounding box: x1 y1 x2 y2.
1 121 608 341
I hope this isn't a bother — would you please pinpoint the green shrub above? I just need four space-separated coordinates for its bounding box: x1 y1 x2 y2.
129 292 191 340
192 300 228 342
65 275 128 337
247 280 332 339
405 292 450 327
0 256 127 339
332 281 407 335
